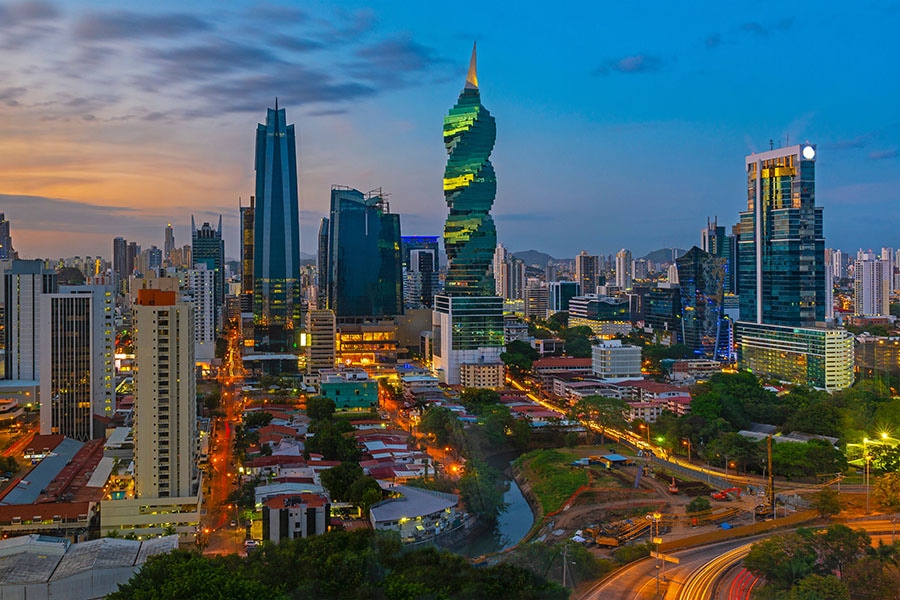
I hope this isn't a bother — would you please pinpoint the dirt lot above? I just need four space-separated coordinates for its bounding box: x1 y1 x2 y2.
526 445 760 555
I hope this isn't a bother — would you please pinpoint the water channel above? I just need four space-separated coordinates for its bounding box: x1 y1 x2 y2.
456 473 534 557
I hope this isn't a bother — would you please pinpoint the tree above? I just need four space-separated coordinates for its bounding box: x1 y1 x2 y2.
686 496 711 513
814 524 870 579
569 395 627 444
108 551 273 600
306 396 336 422
320 462 364 502
244 411 274 430
460 388 501 411
419 406 458 447
872 472 900 514
845 557 900 600
457 458 505 522
789 574 850 600
305 420 360 462
349 477 383 513
811 487 842 517
744 532 818 591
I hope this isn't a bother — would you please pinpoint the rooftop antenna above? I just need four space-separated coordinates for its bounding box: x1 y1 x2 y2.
769 139 774 150
786 133 790 146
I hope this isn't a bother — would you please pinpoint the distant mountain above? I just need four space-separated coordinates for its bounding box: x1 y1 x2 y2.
512 249 557 267
300 252 317 262
641 248 688 264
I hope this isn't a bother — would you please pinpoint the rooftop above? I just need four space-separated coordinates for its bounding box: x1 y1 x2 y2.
370 484 457 524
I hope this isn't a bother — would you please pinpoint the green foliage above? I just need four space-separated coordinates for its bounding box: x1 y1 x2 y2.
215 336 228 359
506 541 612 588
306 396 336 421
419 406 460 447
501 351 535 378
789 574 849 600
546 311 568 331
869 443 900 472
514 449 588 515
457 458 506 522
320 462 364 502
244 411 274 430
405 476 456 494
872 472 900 514
201 390 221 412
0 456 18 474
845 556 900 600
746 525 872 596
811 487 842 517
569 395 627 443
686 496 711 513
228 479 259 511
305 420 361 462
613 542 651 564
564 336 592 358
771 439 846 480
108 550 275 600
460 388 501 411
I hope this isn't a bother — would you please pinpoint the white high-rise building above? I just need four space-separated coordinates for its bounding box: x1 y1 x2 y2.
854 255 888 316
615 249 632 290
39 284 114 440
492 244 509 297
133 289 197 499
4 260 56 381
187 265 216 363
881 247 895 291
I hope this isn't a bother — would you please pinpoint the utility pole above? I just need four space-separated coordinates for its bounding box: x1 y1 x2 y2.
562 543 568 589
768 435 775 518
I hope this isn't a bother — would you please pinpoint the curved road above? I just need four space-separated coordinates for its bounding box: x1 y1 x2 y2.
580 519 899 600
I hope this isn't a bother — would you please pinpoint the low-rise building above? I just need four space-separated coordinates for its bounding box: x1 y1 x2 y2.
591 340 642 381
458 361 505 389
261 493 330 542
369 484 460 544
318 368 379 411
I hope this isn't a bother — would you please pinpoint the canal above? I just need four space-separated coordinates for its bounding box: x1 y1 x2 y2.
456 472 534 557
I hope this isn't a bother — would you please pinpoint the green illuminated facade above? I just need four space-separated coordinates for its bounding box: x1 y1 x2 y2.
443 44 497 297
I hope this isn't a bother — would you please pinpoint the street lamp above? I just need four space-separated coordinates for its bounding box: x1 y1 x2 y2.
864 437 870 515
639 423 650 445
682 439 692 462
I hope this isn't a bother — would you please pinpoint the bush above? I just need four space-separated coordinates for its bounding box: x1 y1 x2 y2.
686 496 712 513
613 542 651 564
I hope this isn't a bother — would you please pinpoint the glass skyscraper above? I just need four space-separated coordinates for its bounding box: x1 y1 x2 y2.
443 44 497 297
321 186 402 318
676 246 729 360
253 104 301 351
433 45 504 386
738 144 824 327
191 215 224 328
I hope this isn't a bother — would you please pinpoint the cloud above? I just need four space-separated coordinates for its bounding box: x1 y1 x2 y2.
0 86 26 105
705 34 721 49
740 22 768 37
243 4 308 24
273 35 323 53
868 149 898 160
828 137 868 150
0 0 58 25
151 41 282 80
349 35 449 85
0 193 141 235
593 54 663 76
73 10 212 41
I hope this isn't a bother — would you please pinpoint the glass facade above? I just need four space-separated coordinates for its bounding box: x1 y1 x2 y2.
739 145 824 327
240 198 254 312
253 106 301 351
735 321 853 391
322 187 402 318
443 61 497 296
676 246 729 360
434 296 504 351
191 216 224 327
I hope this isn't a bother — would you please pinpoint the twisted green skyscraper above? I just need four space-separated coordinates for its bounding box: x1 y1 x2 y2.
443 43 497 296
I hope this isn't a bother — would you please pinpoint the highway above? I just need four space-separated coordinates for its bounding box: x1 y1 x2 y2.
580 519 900 600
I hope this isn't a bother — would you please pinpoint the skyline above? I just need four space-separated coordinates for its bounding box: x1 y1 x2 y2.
1 0 898 260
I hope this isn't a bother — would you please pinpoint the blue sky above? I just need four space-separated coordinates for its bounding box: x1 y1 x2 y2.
0 0 897 260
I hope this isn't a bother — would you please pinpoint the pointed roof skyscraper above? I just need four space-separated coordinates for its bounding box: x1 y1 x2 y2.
465 42 478 90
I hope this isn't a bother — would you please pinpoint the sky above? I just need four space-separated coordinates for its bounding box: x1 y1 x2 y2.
1 0 898 261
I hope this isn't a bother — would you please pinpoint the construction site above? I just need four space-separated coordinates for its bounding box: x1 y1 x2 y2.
522 444 782 557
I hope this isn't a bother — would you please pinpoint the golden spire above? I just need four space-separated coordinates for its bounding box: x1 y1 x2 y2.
465 42 478 90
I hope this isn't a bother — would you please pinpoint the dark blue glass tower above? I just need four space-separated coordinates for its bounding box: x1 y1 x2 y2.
322 187 402 318
738 144 824 327
253 104 301 351
192 215 224 327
